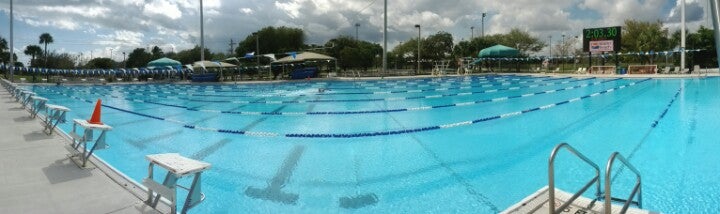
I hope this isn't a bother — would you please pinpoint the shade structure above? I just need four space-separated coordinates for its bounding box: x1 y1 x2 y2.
274 51 336 63
147 57 181 67
478 45 520 58
192 60 236 70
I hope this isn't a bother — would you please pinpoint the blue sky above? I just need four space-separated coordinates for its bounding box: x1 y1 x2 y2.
0 0 709 66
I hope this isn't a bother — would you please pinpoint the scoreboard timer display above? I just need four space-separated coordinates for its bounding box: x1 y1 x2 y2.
582 26 621 52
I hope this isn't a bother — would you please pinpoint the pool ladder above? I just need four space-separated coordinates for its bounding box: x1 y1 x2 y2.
548 143 643 214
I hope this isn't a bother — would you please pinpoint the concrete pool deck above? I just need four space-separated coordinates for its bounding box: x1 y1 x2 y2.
0 89 159 213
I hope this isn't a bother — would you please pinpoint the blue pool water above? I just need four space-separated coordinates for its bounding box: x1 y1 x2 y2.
25 75 720 213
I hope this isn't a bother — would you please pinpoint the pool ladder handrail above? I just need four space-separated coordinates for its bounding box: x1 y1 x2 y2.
605 152 643 213
548 142 602 214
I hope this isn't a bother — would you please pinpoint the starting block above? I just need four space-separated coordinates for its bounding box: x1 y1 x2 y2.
68 119 112 168
20 91 36 108
144 153 211 214
29 96 48 118
43 104 70 135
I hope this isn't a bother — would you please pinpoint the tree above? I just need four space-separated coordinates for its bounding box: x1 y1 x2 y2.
175 46 212 65
23 45 43 67
44 51 76 69
85 58 115 69
621 20 670 64
39 33 54 67
422 31 454 63
499 28 545 55
687 26 717 68
0 36 19 68
323 35 382 72
236 26 305 56
126 48 153 68
151 46 164 60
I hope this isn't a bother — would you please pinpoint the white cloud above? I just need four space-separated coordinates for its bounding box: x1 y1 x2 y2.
240 8 254 15
97 30 145 47
36 5 110 18
275 0 304 19
143 0 183 20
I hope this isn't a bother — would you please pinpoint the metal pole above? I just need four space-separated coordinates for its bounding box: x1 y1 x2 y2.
415 25 421 75
681 0 686 72
471 26 474 40
481 13 486 38
710 0 720 70
382 0 387 76
123 52 126 68
254 33 260 74
562 34 565 72
200 0 205 61
548 35 552 72
355 23 360 41
9 0 13 81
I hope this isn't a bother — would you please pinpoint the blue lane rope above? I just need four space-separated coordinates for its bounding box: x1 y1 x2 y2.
650 88 682 128
36 78 651 138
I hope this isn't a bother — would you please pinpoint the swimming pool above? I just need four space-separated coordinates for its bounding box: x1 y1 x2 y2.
25 75 720 213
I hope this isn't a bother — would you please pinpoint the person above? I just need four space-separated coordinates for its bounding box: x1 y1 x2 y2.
318 88 326 93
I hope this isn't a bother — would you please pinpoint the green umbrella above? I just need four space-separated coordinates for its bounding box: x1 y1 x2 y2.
147 57 181 67
478 45 519 58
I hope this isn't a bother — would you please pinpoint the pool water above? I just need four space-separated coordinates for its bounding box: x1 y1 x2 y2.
26 75 720 213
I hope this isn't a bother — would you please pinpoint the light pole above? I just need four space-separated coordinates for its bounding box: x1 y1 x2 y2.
561 34 565 72
481 13 486 38
355 23 360 41
122 52 126 68
415 24 421 75
200 0 205 61
680 0 686 71
253 32 260 74
382 0 387 76
548 35 552 72
471 26 474 40
9 0 14 81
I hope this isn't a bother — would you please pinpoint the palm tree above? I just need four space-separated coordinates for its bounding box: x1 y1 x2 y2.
39 33 53 67
24 45 42 67
24 45 43 82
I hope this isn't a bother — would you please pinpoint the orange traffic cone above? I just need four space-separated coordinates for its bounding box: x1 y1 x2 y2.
87 99 103 125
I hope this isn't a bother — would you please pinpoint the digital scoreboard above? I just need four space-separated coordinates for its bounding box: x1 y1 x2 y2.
582 26 621 53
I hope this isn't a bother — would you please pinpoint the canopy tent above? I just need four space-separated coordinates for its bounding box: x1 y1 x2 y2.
478 45 520 58
472 45 521 72
147 57 181 67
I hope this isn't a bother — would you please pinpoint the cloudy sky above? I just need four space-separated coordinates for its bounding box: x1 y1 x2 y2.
0 0 711 65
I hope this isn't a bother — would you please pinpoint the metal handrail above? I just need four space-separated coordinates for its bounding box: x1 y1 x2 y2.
548 143 602 214
605 152 643 213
